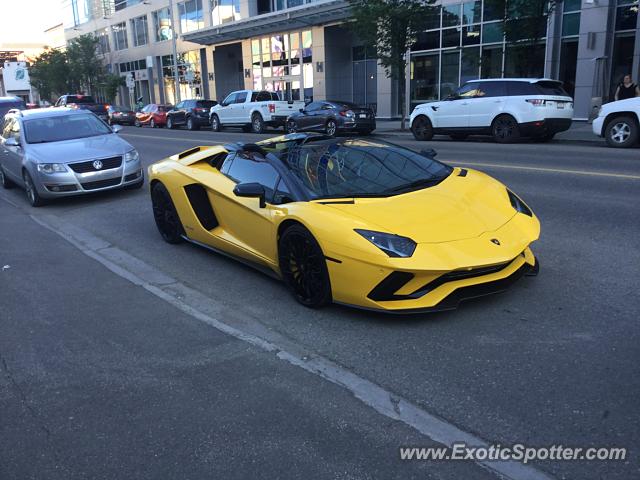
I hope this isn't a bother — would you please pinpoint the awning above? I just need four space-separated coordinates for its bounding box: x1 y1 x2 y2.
182 0 351 46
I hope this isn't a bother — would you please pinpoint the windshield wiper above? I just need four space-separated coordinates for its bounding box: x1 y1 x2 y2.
384 177 443 194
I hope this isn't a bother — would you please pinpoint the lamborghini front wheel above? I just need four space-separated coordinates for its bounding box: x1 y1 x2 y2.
151 182 184 244
278 225 332 308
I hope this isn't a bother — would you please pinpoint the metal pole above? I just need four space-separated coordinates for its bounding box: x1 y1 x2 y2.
169 0 181 103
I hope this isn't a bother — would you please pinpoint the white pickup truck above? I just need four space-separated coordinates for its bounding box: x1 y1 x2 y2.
209 90 305 134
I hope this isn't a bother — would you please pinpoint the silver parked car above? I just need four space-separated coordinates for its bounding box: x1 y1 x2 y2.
0 108 143 207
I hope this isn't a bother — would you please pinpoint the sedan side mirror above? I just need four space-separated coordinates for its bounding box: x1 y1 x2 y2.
4 137 19 147
233 182 266 208
111 125 122 134
299 108 305 113
420 148 438 158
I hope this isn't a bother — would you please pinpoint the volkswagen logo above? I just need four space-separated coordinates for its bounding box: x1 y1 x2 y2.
491 238 501 246
92 160 103 170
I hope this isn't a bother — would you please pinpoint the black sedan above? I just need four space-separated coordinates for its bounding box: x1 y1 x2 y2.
286 101 376 136
167 99 218 131
107 105 136 126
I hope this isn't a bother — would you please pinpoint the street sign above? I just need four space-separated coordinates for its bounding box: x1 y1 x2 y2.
126 72 135 90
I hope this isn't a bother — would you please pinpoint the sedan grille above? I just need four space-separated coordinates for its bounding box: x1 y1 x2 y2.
69 156 122 173
81 177 121 190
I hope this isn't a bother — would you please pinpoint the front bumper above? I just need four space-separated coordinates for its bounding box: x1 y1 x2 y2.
34 157 143 199
592 116 604 137
519 118 572 137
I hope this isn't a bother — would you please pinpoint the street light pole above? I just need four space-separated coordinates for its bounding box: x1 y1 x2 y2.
168 0 181 104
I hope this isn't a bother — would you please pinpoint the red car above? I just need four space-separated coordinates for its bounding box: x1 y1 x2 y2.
135 104 172 128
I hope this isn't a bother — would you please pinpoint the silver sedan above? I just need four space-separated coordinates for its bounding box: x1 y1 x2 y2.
0 108 143 207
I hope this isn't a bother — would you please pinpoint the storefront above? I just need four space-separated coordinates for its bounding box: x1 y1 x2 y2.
161 50 203 104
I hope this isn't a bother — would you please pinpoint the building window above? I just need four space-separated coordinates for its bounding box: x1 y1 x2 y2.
211 0 241 25
559 0 581 97
115 0 142 11
62 0 91 28
112 22 129 51
615 0 638 31
610 0 637 98
481 45 503 78
131 15 149 47
410 53 439 106
441 50 461 98
161 51 202 104
152 8 173 42
178 0 204 33
95 28 110 55
461 47 480 84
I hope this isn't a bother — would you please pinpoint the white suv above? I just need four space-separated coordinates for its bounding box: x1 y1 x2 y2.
410 78 574 143
592 98 640 148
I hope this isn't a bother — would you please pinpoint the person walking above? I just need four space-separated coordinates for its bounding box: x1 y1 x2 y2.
614 74 640 101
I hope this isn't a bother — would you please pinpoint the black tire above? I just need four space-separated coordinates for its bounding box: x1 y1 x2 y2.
286 120 298 134
187 117 198 131
325 119 337 137
251 113 264 134
278 224 332 308
210 114 221 132
166 117 175 129
135 119 141 128
151 182 184 244
604 115 638 148
411 115 434 141
492 115 520 143
22 170 46 207
450 133 468 141
0 165 15 189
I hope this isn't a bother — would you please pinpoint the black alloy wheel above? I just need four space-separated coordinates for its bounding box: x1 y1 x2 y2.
492 115 520 143
411 116 434 141
325 119 337 137
211 114 221 132
151 183 184 244
286 120 298 134
278 225 332 308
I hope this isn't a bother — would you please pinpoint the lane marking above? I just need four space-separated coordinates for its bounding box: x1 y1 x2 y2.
452 161 640 180
8 197 556 480
121 132 227 144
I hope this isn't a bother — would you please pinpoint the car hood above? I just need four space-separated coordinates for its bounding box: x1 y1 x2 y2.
322 169 518 243
601 97 640 114
28 134 133 163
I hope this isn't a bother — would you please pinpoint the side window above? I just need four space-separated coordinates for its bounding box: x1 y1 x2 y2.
321 102 333 110
477 82 507 98
175 102 184 109
305 102 320 112
506 81 536 96
235 92 247 104
226 153 279 200
455 83 480 98
272 177 294 205
220 152 236 175
10 119 21 142
222 93 236 106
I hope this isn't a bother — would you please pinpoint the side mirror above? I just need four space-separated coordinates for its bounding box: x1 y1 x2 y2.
5 137 19 147
233 182 266 208
446 93 459 101
111 125 122 134
299 108 305 113
420 148 437 158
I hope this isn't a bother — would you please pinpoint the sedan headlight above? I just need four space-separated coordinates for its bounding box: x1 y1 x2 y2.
507 189 532 217
355 229 417 258
37 163 67 173
125 149 139 163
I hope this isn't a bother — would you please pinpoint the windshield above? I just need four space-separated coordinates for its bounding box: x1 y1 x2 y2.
23 114 113 144
67 95 96 104
157 105 172 112
196 100 216 109
267 139 452 199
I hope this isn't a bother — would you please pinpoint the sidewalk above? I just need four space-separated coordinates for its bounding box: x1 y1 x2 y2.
375 119 599 143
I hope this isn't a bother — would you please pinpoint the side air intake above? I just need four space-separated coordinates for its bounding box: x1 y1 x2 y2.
184 184 219 230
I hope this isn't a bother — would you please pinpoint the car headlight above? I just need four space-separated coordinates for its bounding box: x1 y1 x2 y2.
37 163 67 173
355 229 417 258
507 189 532 217
125 149 139 163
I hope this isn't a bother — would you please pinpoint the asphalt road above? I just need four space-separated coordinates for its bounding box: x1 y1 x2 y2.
1 124 639 480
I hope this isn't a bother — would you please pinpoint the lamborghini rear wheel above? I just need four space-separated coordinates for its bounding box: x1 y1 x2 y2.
151 182 184 244
279 225 332 308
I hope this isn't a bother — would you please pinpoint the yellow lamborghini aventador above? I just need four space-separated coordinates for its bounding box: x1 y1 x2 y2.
148 134 539 312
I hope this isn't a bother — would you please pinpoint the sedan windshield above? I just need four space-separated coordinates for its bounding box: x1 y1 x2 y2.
23 114 113 144
270 139 452 199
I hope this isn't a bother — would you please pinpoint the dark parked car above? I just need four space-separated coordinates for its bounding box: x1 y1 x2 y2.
107 105 136 126
286 101 376 136
167 99 218 130
54 94 109 122
0 96 26 121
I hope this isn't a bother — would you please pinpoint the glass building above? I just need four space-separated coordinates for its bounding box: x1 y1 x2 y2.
62 0 640 119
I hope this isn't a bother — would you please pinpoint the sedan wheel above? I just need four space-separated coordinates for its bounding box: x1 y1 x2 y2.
492 115 520 143
167 117 174 129
286 120 298 134
411 116 434 141
0 165 14 189
278 225 332 308
605 116 638 148
325 120 337 137
151 183 184 244
135 119 141 127
22 170 46 207
150 119 156 128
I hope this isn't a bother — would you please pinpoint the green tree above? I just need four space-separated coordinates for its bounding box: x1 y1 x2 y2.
28 48 71 102
102 74 125 104
66 34 105 94
484 0 556 77
348 0 437 129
